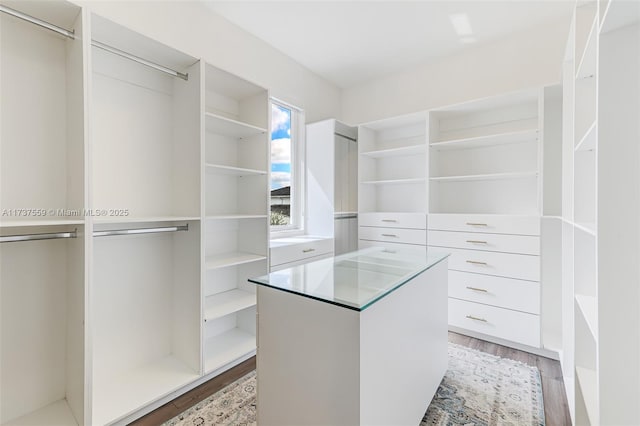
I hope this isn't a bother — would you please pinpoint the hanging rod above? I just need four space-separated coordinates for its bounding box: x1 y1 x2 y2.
0 229 77 243
334 213 358 220
335 132 357 142
0 5 75 39
91 40 189 81
93 224 189 238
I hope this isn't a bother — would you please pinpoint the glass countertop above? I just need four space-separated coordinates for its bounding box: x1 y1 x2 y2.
248 247 449 311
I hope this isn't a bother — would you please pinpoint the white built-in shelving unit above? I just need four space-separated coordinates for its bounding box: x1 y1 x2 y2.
357 114 428 251
427 87 562 355
202 63 268 375
561 0 640 424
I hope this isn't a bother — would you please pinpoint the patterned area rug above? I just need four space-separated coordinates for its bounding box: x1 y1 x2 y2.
165 343 544 426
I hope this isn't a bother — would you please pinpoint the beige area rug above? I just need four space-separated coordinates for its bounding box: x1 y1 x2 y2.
164 343 544 426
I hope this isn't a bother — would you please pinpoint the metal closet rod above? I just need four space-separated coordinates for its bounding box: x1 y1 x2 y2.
0 4 75 39
0 5 188 81
0 229 77 244
93 224 189 238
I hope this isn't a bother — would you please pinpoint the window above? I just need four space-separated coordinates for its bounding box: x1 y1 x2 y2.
270 100 304 232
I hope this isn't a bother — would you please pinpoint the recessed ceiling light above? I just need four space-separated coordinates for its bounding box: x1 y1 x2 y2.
449 13 473 37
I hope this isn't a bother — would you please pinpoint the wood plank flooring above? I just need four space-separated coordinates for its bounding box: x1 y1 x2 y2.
132 332 571 425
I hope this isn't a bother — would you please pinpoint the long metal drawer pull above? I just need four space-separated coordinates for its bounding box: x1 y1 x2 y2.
466 260 488 265
466 286 488 292
466 315 487 322
381 233 398 237
381 219 397 222
466 222 488 226
302 248 315 253
466 240 487 244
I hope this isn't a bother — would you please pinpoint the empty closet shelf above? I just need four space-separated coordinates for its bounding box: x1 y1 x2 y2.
204 289 256 321
204 329 255 373
360 144 425 158
361 178 425 185
205 112 266 138
430 172 537 182
205 163 267 176
430 129 538 150
206 252 267 269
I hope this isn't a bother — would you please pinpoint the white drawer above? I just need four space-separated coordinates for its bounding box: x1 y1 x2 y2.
358 239 428 254
428 214 540 236
428 230 540 255
359 212 426 229
439 247 539 281
449 271 540 314
270 252 333 272
449 298 540 347
270 238 334 266
359 227 426 245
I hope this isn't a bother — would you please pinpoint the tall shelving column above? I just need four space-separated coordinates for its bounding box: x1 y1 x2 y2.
88 14 202 425
427 89 555 352
0 2 87 425
357 113 428 251
564 0 640 423
202 63 269 375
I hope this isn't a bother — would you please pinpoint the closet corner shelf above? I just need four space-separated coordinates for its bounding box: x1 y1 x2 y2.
204 328 256 374
92 216 200 224
205 163 267 177
206 214 267 220
205 112 266 138
600 0 640 34
204 289 256 322
361 144 426 158
429 129 538 151
574 222 596 236
0 218 84 228
430 171 537 182
575 366 599 424
575 294 598 341
205 252 267 270
361 177 425 185
575 121 597 152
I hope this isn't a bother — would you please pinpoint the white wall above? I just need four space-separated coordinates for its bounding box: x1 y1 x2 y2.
342 18 570 124
76 0 341 123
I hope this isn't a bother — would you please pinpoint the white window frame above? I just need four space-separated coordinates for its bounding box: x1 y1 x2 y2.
270 98 305 235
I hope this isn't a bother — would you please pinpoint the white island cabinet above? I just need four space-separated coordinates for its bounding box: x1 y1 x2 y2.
249 247 449 426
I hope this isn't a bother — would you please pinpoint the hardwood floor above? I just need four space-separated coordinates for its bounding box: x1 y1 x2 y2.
132 332 571 425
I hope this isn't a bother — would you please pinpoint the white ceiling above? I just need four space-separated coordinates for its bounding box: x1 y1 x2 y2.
204 1 574 89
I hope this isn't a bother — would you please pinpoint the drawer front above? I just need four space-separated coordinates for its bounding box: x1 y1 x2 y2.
359 226 426 245
270 252 334 272
359 212 426 229
449 271 540 314
358 239 427 254
270 239 334 266
428 230 540 255
449 298 540 347
428 214 540 236
439 247 539 281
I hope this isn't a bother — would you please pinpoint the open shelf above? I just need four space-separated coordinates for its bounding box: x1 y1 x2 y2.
92 216 200 224
361 178 425 185
4 399 78 426
575 121 596 152
430 171 537 182
204 328 256 374
576 366 599 425
205 112 266 138
576 294 598 341
204 289 256 321
430 129 538 150
92 356 198 426
360 144 425 158
206 252 267 270
205 163 267 176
